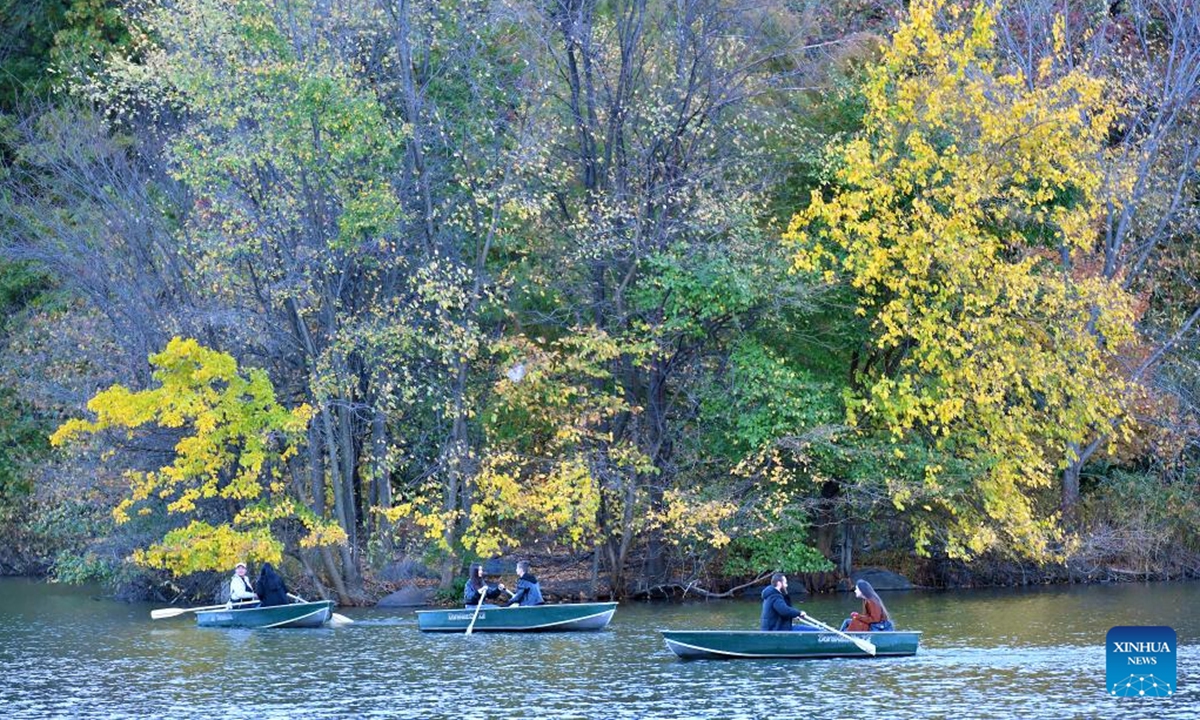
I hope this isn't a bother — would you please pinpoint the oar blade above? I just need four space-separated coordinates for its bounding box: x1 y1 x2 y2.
150 607 188 620
330 613 354 626
856 638 877 656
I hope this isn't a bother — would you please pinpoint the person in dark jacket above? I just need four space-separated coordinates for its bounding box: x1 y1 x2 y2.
256 562 290 607
506 560 544 607
840 579 894 632
463 562 507 607
760 572 806 631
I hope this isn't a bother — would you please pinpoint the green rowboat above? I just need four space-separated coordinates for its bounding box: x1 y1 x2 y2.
661 629 921 660
195 600 333 629
416 602 617 632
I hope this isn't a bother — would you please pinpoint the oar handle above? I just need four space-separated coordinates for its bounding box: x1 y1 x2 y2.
285 592 351 625
799 612 844 635
150 599 259 619
799 612 877 656
465 586 488 636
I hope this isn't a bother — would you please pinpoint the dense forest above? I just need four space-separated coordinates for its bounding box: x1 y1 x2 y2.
1 0 1197 604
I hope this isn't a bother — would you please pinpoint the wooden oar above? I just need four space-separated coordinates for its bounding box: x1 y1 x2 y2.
287 593 354 626
799 612 877 656
150 600 257 619
464 585 488 636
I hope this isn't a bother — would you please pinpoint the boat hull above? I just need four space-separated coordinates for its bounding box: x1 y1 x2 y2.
417 602 617 633
195 600 333 629
660 629 921 660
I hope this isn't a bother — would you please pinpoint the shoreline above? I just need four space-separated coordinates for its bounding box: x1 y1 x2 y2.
5 560 1197 607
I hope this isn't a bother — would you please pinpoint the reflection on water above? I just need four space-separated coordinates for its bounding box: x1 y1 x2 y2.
1 577 1196 718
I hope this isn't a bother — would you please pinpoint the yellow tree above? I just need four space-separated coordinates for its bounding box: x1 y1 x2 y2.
784 0 1140 559
51 338 344 574
387 329 662 561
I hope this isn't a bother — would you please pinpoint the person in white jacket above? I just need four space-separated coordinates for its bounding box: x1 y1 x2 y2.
229 562 258 605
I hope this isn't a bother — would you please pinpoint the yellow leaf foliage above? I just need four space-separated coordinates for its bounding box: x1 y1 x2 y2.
782 1 1139 559
51 337 336 574
133 521 282 574
654 488 736 551
460 330 647 556
382 328 651 557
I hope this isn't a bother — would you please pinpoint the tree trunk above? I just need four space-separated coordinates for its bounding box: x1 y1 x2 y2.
371 408 393 554
296 548 330 602
643 361 670 585
839 520 854 577
337 405 361 576
308 425 325 516
1061 444 1082 528
319 405 361 593
438 359 473 587
590 543 601 601
320 546 352 605
816 481 840 559
385 0 436 254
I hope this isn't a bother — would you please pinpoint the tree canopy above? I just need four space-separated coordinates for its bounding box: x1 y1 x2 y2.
2 0 1198 598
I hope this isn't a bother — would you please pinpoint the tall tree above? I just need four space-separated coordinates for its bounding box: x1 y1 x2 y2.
786 0 1141 559
50 338 339 573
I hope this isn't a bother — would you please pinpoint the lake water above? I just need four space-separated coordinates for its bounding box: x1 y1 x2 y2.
1 577 1196 718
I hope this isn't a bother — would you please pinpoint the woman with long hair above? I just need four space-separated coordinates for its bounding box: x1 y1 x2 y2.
256 562 290 607
841 579 894 632
462 562 506 607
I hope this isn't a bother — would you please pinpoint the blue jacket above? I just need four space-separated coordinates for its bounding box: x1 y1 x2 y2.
760 585 803 631
508 574 544 607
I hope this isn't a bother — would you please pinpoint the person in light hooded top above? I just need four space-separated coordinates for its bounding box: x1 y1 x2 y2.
229 562 258 604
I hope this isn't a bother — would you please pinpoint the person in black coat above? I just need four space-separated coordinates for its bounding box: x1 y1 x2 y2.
506 560 544 607
760 572 805 631
463 562 507 607
256 562 290 607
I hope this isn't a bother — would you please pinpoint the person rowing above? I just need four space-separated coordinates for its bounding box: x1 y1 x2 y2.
228 562 258 606
463 562 507 608
760 572 818 631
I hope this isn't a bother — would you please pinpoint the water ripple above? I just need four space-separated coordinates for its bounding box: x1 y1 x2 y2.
2 579 1198 718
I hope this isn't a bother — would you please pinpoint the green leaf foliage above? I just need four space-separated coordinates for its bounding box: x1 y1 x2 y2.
723 516 835 577
703 340 842 460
